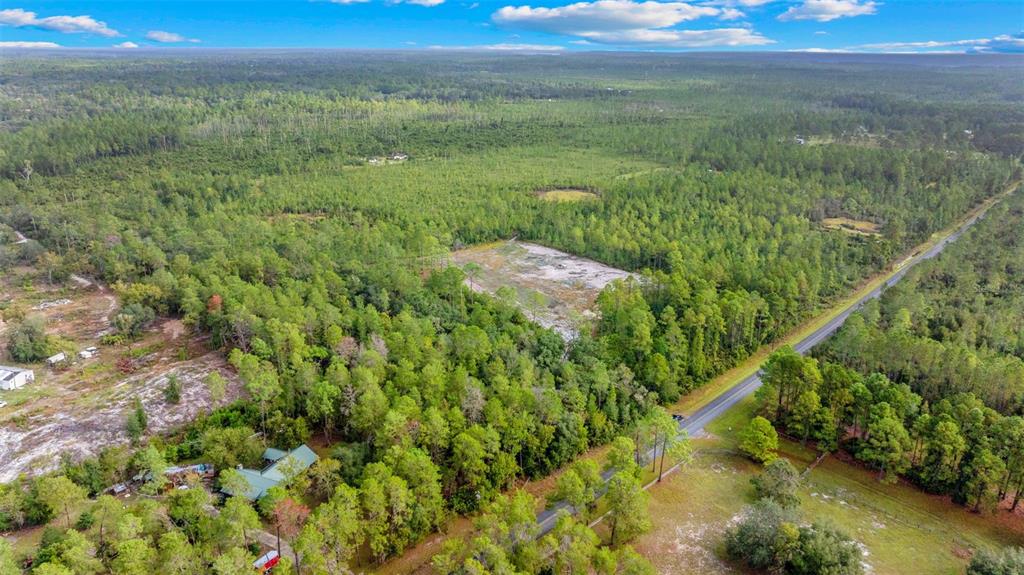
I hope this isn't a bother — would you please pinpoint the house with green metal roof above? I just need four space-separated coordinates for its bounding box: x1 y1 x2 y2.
221 444 319 500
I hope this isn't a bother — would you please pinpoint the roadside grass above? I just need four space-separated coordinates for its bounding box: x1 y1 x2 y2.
635 395 1024 575
627 446 754 575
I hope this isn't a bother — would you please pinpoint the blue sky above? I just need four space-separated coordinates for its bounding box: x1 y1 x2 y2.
1 0 1022 53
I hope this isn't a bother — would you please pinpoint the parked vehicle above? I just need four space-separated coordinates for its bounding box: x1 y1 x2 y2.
254 550 280 573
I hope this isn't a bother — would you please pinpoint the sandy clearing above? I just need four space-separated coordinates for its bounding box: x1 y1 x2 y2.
451 241 635 339
0 352 243 482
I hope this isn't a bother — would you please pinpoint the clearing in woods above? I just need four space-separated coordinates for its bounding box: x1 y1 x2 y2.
450 240 634 339
822 217 883 236
0 258 243 481
536 188 599 202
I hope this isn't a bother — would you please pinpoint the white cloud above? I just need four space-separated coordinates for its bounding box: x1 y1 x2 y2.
327 0 371 3
113 41 139 48
0 8 119 36
778 0 876 22
857 38 987 50
983 34 1024 54
814 30 828 35
492 0 770 47
703 0 776 6
853 33 1024 54
494 1 719 33
0 40 61 48
580 27 772 46
718 7 745 19
145 30 200 43
787 47 852 52
404 0 445 5
429 42 566 51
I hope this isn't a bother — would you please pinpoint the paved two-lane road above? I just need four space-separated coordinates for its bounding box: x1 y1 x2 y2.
536 187 1012 535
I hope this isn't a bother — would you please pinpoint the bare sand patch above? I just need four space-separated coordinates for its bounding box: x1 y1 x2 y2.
0 350 242 482
451 241 634 339
0 263 243 481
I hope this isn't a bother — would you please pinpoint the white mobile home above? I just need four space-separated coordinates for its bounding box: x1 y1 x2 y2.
0 366 34 390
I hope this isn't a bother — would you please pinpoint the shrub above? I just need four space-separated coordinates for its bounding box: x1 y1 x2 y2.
739 416 779 464
164 375 182 405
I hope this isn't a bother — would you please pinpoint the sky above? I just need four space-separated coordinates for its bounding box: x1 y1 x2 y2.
0 0 1022 53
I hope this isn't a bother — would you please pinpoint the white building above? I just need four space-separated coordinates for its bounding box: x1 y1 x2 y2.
46 352 66 367
0 365 34 390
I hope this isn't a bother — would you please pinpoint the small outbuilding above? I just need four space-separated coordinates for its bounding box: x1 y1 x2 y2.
0 365 34 390
46 352 67 368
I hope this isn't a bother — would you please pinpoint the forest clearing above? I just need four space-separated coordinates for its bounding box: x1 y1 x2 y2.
822 217 883 237
0 252 242 481
450 240 634 338
536 188 599 202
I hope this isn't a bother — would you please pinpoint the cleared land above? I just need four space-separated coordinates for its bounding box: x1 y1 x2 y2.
0 258 243 481
632 398 1024 575
536 188 599 202
822 217 883 236
451 240 634 339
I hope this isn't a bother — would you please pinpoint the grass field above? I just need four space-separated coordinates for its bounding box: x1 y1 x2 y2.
632 397 1024 575
822 217 883 236
537 189 599 202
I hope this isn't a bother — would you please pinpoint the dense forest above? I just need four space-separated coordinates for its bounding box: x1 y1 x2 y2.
1 52 1022 574
817 193 1024 413
751 191 1024 523
755 190 1024 510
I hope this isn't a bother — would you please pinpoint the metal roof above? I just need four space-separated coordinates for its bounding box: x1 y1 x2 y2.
0 366 30 382
262 447 288 462
262 445 318 482
222 444 319 500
